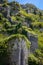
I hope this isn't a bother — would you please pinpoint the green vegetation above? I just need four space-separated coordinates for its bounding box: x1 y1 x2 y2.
0 34 31 65
19 9 40 22
38 33 43 50
31 22 43 28
28 54 39 65
0 0 43 65
28 52 43 65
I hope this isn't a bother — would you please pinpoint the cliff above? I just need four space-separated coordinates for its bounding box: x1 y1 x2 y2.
0 0 43 65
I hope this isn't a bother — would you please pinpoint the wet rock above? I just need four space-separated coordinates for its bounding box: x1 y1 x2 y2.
8 38 28 65
27 32 38 53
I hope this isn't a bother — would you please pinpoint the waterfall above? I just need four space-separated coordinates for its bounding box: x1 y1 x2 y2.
8 38 28 65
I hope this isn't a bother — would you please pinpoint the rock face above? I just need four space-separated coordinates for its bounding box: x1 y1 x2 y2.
30 35 38 52
8 38 28 65
27 33 38 53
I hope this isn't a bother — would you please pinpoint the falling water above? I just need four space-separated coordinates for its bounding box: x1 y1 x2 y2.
8 38 28 65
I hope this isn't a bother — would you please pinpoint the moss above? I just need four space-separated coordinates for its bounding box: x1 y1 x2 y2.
31 22 43 28
22 26 36 35
28 54 38 62
19 9 40 22
0 1 43 65
0 34 7 42
0 34 31 49
11 16 16 21
38 33 43 50
28 54 39 65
